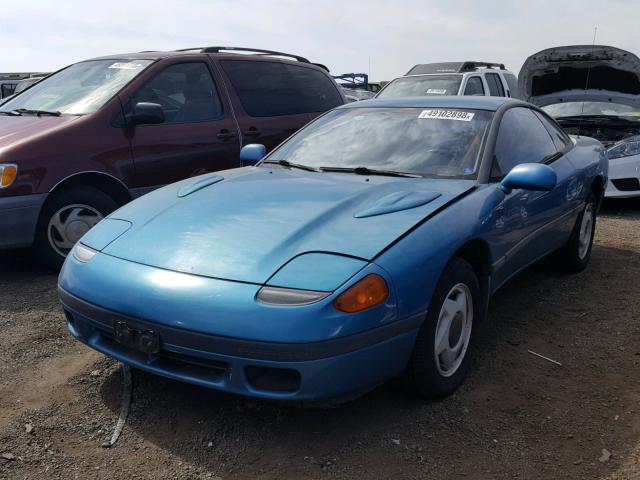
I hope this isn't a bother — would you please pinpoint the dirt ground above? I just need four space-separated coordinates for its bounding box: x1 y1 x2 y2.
1 199 639 480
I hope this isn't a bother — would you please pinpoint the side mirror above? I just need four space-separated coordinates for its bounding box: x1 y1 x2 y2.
500 163 557 194
127 102 164 126
240 144 266 166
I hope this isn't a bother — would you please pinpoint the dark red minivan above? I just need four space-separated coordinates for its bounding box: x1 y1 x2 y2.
0 47 345 268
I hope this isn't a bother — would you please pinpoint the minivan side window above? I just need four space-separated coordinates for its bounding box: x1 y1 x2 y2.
130 62 223 124
485 73 505 97
491 107 557 179
463 76 485 96
221 60 343 117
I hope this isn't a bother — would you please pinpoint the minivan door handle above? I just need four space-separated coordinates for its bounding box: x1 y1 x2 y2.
217 129 236 140
243 127 261 138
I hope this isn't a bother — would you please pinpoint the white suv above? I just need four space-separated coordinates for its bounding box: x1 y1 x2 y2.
376 61 520 99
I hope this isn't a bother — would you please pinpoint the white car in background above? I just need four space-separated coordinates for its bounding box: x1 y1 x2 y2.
520 45 640 198
376 61 521 99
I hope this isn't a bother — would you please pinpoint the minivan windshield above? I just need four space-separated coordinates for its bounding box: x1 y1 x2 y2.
0 59 153 115
266 107 493 177
377 75 462 99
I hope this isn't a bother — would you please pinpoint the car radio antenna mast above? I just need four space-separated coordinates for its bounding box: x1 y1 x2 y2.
578 26 598 137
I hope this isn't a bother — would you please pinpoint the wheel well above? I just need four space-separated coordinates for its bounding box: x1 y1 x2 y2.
48 172 131 206
454 239 491 318
591 175 605 210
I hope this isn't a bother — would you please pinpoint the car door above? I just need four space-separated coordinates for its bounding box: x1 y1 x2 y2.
123 60 241 189
217 59 343 151
488 107 577 285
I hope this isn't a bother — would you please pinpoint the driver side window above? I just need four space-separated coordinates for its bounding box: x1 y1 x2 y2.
130 62 223 124
491 107 557 179
463 76 484 96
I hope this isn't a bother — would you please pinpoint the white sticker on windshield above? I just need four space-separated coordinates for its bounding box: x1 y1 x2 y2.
108 62 146 70
426 89 447 95
418 109 475 121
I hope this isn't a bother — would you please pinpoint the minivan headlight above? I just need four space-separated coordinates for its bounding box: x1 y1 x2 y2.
0 163 18 188
607 136 640 160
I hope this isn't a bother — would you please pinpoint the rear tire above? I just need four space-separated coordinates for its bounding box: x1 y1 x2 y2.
34 186 118 270
557 193 596 273
404 258 481 399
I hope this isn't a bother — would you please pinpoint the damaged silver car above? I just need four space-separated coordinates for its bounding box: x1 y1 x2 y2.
520 45 640 198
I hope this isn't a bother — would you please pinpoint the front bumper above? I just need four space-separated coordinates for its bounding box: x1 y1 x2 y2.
0 193 47 249
605 155 640 198
60 287 421 400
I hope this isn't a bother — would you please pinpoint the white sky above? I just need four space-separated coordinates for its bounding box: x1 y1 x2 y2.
2 0 640 81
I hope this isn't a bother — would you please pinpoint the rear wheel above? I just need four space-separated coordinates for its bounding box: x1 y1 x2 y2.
404 258 481 399
34 186 118 270
557 192 596 273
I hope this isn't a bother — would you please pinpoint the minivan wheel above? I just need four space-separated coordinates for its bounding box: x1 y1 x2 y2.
403 258 481 399
34 186 118 270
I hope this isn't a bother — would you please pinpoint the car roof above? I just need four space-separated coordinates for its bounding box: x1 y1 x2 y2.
83 47 317 67
339 96 519 112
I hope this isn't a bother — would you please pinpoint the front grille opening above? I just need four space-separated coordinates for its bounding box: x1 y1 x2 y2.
96 332 228 382
245 366 301 393
63 309 76 326
612 178 640 192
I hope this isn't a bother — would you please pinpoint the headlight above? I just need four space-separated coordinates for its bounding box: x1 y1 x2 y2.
334 274 389 313
72 243 98 263
607 136 640 160
257 286 330 306
0 163 18 188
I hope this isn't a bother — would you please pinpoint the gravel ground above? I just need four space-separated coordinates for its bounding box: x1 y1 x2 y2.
0 199 639 480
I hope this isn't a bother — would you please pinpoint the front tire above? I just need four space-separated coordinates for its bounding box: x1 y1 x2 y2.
405 258 481 399
34 186 118 270
557 192 596 273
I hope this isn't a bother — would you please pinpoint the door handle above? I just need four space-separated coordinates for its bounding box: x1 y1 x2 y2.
243 127 261 138
217 129 236 140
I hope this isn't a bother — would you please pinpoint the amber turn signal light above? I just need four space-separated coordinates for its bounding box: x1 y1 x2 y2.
0 164 18 189
334 274 389 313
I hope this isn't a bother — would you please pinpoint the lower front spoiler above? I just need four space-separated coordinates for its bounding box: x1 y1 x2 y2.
61 290 422 401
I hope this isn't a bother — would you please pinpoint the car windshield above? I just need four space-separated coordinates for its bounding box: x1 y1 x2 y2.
0 59 153 115
266 107 493 177
377 75 462 98
543 101 640 119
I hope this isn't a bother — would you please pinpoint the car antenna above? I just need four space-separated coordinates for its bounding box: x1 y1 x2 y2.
578 26 598 138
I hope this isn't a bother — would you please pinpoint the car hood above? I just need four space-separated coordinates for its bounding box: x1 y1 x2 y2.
97 167 475 285
519 45 640 107
0 115 80 153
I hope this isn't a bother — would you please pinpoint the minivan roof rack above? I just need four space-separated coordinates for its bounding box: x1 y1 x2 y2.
406 61 506 76
174 46 310 63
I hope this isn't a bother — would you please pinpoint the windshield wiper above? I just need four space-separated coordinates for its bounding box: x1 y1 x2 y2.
12 108 61 117
318 166 422 178
262 159 321 172
0 110 22 116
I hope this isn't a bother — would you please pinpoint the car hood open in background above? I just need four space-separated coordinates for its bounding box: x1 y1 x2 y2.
519 45 640 107
93 168 474 285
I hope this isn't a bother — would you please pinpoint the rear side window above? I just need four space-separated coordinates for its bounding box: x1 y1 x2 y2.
130 62 223 124
492 107 557 178
533 110 572 151
485 73 505 97
464 77 485 96
221 60 343 117
502 73 519 98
